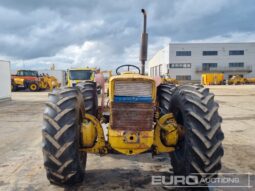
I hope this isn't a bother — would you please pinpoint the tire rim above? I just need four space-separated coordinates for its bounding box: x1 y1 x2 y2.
30 84 37 90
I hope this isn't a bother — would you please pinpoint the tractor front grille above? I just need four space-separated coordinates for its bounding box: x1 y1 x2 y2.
114 81 152 97
110 102 154 130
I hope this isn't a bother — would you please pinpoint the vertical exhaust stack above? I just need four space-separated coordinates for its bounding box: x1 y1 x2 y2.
140 9 148 75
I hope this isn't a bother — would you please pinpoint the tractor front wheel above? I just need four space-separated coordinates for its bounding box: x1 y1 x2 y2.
158 84 224 181
42 87 86 185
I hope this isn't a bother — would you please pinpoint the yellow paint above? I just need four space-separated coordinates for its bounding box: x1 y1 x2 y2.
67 68 96 87
13 77 25 86
80 114 107 154
108 73 156 102
30 84 37 91
79 73 180 156
246 78 255 84
201 73 224 85
153 113 178 154
228 75 246 85
106 72 157 155
80 113 179 155
108 127 154 155
81 117 97 147
161 77 178 84
39 76 60 90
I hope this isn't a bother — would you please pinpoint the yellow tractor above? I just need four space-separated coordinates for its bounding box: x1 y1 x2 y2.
42 9 224 186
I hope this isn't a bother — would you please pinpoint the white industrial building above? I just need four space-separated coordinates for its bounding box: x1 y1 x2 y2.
148 42 255 81
0 60 11 101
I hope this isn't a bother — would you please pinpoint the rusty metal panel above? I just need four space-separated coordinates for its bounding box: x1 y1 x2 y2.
110 102 154 130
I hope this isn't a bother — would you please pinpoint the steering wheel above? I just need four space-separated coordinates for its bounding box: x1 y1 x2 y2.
116 64 141 75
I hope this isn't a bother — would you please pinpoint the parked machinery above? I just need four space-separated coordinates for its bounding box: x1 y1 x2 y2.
39 74 60 91
66 68 96 87
11 70 41 91
42 9 224 186
228 75 255 85
246 78 255 84
11 70 60 91
67 68 103 94
201 73 225 85
228 75 246 85
160 74 178 84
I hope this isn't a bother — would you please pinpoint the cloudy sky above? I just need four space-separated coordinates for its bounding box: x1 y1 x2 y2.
1 0 255 71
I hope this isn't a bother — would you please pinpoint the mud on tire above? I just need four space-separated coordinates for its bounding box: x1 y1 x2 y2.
42 87 87 185
158 84 224 180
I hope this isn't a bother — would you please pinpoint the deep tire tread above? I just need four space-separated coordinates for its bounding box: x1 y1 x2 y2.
157 84 224 179
42 87 86 185
76 81 98 117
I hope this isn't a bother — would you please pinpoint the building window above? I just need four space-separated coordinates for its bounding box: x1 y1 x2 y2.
203 51 218 56
176 75 191 80
202 63 217 71
229 62 244 67
169 63 192 68
176 51 191 56
229 50 244 55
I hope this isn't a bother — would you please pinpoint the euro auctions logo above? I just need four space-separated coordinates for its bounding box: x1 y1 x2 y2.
152 175 200 186
151 173 253 188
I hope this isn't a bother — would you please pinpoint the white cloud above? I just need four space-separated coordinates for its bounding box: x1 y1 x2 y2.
1 0 255 71
189 32 255 43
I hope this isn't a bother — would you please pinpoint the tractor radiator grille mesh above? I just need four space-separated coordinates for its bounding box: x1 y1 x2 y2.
114 81 152 97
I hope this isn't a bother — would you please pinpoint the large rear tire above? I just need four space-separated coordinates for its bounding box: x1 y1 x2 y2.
42 87 87 185
158 84 224 180
76 81 98 117
157 84 176 116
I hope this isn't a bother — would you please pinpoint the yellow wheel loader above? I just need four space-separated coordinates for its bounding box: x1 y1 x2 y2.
228 75 246 85
161 74 178 84
42 9 224 186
